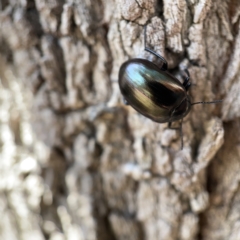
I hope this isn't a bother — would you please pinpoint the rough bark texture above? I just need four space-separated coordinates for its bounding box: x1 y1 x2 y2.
0 0 240 240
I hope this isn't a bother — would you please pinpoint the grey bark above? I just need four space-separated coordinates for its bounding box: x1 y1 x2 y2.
0 0 239 240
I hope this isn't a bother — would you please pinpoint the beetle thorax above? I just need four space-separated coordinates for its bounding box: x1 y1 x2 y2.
169 95 191 122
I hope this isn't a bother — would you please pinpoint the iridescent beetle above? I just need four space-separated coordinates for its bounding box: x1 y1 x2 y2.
118 24 222 149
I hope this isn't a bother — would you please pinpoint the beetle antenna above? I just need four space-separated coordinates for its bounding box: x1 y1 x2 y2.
144 25 168 71
191 100 222 105
168 119 184 150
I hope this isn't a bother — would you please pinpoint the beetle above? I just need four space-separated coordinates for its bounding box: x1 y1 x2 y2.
118 24 222 149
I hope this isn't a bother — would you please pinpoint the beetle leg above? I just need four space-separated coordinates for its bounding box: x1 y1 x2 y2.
168 119 184 150
185 82 191 91
183 77 189 87
123 98 129 105
182 69 191 91
144 25 168 71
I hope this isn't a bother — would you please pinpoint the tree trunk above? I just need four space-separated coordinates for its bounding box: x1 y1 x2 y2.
0 0 240 239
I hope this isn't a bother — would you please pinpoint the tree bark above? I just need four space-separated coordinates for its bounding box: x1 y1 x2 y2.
0 0 240 240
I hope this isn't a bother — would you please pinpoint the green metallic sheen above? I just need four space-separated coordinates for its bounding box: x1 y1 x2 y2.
118 58 191 123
